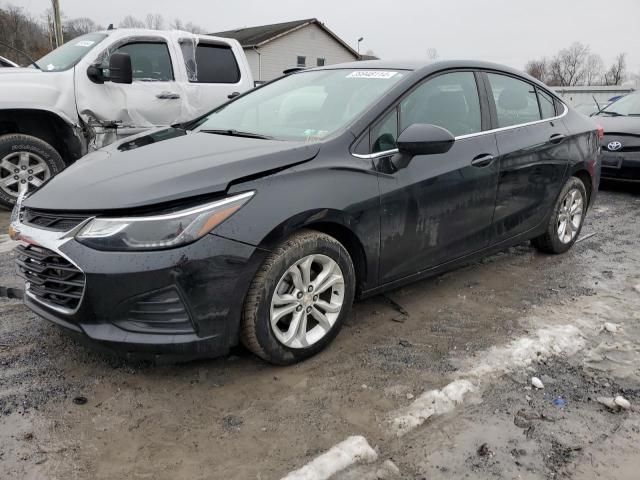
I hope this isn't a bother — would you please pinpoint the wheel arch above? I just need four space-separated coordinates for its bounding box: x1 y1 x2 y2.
570 167 593 205
0 109 85 165
255 211 373 297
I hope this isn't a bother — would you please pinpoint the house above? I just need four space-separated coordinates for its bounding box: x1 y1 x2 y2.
212 18 361 83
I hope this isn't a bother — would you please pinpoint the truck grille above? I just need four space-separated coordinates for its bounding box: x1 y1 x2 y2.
16 244 85 311
22 209 89 232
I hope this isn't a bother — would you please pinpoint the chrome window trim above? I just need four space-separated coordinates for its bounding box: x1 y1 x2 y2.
352 100 569 160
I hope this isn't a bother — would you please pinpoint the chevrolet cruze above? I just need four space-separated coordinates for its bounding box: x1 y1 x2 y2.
11 60 601 364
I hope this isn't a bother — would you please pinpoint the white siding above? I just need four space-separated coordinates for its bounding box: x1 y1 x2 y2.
248 23 358 82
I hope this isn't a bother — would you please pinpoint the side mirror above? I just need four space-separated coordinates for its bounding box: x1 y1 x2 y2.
108 52 132 84
86 52 133 84
397 123 455 156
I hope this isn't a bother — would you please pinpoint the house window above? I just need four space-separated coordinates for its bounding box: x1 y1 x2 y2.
297 56 306 67
317 58 325 67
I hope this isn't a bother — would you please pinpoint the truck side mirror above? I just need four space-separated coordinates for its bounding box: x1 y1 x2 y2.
86 52 133 84
108 52 132 84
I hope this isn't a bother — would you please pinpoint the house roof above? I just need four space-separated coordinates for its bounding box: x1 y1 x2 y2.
211 18 360 59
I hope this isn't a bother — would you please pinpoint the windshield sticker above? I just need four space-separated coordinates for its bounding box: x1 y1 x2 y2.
74 40 95 47
346 71 398 79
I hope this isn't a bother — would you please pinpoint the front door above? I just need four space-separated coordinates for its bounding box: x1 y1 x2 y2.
376 71 500 284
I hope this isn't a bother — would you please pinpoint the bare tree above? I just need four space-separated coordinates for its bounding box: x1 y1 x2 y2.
119 15 144 29
64 17 101 40
584 53 604 85
548 42 591 86
604 53 627 86
426 48 439 60
525 58 548 82
145 13 165 30
170 18 204 33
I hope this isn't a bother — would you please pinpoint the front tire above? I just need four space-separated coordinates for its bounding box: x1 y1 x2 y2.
241 230 356 365
532 176 587 254
0 134 65 210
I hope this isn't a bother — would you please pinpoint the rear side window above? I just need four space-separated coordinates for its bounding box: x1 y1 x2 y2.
400 71 482 137
181 43 240 83
537 88 556 119
115 42 174 81
487 73 541 127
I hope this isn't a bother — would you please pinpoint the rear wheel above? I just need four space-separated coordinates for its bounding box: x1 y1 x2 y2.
532 176 587 254
241 230 356 365
0 134 65 210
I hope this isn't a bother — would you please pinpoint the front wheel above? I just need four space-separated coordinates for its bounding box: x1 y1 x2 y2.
532 176 588 254
0 134 65 210
241 230 356 365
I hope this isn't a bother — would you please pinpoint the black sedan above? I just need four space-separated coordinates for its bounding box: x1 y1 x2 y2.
10 60 601 364
593 91 640 181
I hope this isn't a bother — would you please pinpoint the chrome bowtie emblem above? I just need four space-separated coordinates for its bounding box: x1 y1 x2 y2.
607 141 623 151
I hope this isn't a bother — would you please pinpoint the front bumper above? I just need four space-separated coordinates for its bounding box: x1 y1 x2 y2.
599 150 640 181
14 220 267 361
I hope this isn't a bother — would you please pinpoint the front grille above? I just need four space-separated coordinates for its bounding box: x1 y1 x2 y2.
22 209 88 232
16 244 85 310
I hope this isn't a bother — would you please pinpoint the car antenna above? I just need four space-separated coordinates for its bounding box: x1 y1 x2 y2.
0 40 41 70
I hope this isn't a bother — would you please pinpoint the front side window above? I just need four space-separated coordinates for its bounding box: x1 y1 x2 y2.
195 69 405 141
487 73 541 127
114 42 174 81
400 71 482 137
537 88 556 119
180 43 240 83
36 33 108 71
297 56 306 67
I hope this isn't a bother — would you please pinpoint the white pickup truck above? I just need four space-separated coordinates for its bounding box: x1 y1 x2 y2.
0 28 254 208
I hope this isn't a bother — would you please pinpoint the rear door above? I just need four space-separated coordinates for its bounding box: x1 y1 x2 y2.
484 72 569 243
179 39 250 116
375 71 500 283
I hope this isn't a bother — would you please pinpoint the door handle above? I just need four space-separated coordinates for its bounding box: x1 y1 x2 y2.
227 91 241 99
549 133 566 144
156 92 180 99
470 154 495 167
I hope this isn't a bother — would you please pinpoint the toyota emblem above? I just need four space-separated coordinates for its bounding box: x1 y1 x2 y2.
607 141 623 151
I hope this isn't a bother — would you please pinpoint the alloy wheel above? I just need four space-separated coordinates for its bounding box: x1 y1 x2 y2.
556 188 584 244
0 151 51 198
270 254 345 349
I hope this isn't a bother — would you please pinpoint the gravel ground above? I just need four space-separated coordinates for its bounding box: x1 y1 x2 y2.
0 183 639 479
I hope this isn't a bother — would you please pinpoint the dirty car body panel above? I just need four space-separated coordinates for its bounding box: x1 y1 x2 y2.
12 60 600 360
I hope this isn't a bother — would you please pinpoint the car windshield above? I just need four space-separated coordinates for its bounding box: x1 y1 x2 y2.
195 69 406 141
598 92 640 116
35 33 108 72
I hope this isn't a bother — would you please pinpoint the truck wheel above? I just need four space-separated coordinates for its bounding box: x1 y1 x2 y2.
241 230 356 365
0 134 65 210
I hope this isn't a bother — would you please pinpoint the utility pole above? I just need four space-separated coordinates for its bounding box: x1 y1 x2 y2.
51 0 64 47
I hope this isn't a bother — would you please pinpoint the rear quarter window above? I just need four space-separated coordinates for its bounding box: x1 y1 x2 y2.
181 43 241 84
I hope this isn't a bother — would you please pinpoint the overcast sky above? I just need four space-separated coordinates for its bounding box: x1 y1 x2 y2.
16 0 640 74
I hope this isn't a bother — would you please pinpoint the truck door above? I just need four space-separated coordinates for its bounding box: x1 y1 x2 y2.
75 36 183 139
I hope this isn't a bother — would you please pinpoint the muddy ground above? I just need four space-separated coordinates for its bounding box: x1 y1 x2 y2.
0 183 639 479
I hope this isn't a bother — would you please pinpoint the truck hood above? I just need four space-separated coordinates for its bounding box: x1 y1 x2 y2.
24 128 321 211
592 115 640 135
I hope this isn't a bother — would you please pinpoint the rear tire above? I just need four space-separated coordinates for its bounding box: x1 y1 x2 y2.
532 176 587 254
0 134 65 210
241 230 356 365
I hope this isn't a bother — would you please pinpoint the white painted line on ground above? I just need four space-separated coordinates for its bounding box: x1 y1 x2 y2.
391 324 585 435
281 435 378 480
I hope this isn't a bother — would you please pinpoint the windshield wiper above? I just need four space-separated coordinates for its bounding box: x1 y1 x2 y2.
599 110 623 116
201 129 273 140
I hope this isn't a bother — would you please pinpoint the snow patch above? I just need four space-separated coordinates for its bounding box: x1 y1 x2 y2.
391 324 585 435
281 435 378 480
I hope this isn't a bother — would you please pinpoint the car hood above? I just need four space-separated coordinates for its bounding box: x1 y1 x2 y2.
592 115 640 135
24 128 320 211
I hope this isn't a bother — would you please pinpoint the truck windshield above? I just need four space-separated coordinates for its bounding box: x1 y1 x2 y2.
195 69 406 141
35 33 108 72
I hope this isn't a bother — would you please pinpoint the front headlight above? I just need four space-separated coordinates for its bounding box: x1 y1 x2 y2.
75 191 254 251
